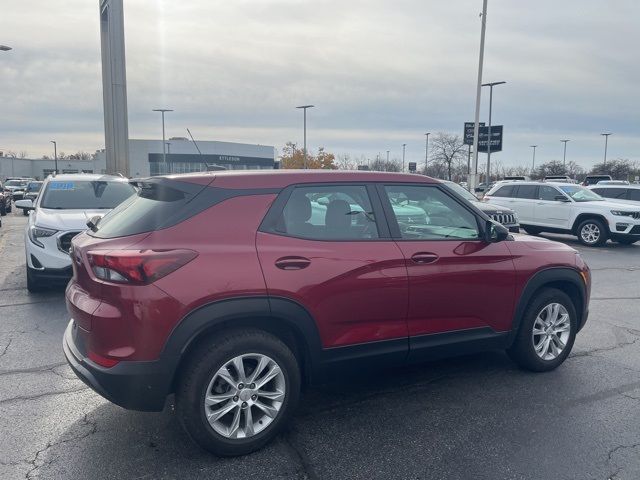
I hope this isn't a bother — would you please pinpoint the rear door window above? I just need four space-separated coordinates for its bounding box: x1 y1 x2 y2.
275 185 379 240
491 185 516 197
515 185 538 199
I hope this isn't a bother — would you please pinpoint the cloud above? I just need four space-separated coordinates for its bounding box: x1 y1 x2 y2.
0 0 638 169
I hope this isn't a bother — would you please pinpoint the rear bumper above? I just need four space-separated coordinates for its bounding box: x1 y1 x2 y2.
63 321 171 412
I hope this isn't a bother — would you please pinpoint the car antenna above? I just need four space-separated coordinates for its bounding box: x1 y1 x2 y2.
187 128 203 155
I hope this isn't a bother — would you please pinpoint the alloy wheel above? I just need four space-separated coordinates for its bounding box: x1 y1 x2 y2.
204 353 286 439
532 303 571 361
580 223 600 244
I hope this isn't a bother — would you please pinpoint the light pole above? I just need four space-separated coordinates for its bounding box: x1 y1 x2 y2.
50 141 58 173
560 139 569 166
481 81 506 184
424 132 430 173
152 109 173 165
470 0 488 192
601 133 612 165
386 150 390 162
530 145 537 172
296 105 314 168
402 144 407 172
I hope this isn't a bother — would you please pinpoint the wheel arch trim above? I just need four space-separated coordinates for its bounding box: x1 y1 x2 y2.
509 267 588 344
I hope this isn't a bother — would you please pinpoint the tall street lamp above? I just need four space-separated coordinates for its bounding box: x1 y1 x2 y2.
424 132 430 173
152 109 173 165
530 145 537 172
601 133 612 165
560 139 570 166
481 81 506 183
50 141 58 173
296 105 314 169
402 144 407 172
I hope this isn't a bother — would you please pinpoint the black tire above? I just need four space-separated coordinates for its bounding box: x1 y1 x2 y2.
507 288 577 372
576 218 608 247
6 203 11 213
522 226 541 235
615 238 638 245
27 268 44 293
176 328 301 456
0 203 5 216
22 209 29 216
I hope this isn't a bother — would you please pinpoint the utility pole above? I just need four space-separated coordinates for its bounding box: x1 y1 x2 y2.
402 144 407 172
152 109 173 165
530 145 537 172
386 150 390 162
424 132 430 174
296 105 314 168
470 0 488 192
482 81 506 184
601 133 612 165
560 139 569 166
50 141 58 173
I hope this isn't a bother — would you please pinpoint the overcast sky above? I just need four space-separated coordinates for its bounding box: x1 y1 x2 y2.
1 0 639 169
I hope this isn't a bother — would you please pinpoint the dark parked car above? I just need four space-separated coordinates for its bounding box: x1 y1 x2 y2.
443 180 519 232
65 171 591 456
0 181 12 216
582 175 612 186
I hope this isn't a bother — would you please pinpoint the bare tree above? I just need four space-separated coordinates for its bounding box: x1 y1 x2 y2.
335 153 357 170
18 151 28 159
428 132 467 180
370 157 401 172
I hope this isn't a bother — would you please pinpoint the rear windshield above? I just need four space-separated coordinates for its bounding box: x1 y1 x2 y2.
91 179 211 238
40 180 136 209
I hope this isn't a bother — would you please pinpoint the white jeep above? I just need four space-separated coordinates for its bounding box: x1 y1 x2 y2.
484 182 640 246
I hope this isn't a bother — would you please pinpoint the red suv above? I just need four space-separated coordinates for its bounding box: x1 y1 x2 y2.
64 171 590 456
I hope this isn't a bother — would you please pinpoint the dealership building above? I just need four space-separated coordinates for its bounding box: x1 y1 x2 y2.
0 138 276 180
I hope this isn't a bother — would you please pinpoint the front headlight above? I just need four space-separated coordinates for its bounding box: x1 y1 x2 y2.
610 210 637 217
28 226 57 248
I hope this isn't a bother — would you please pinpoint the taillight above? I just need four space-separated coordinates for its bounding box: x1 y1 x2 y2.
87 249 197 285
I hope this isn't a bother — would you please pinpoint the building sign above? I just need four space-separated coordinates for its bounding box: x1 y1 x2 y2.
148 153 274 166
477 125 503 153
464 122 485 146
408 162 417 172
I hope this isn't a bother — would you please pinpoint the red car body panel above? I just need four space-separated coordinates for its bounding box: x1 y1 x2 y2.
256 232 409 347
394 240 517 336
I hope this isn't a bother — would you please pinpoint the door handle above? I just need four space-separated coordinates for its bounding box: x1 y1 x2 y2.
275 256 311 270
410 252 439 264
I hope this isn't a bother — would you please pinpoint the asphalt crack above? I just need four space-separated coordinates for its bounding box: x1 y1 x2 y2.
0 362 67 377
24 413 98 479
0 337 12 358
0 386 89 406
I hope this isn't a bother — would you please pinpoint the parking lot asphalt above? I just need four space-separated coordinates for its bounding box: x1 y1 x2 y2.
1 212 640 480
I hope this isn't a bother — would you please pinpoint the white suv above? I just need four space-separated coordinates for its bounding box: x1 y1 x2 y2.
18 174 136 292
484 181 640 247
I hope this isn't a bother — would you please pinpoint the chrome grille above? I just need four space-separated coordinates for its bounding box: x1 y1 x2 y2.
57 231 82 254
490 213 517 226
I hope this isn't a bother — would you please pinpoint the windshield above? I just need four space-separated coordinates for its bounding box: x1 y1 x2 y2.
558 185 604 202
40 180 136 210
443 182 478 202
5 180 27 187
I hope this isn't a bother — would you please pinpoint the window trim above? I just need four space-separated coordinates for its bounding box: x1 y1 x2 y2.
375 183 486 242
259 182 392 242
